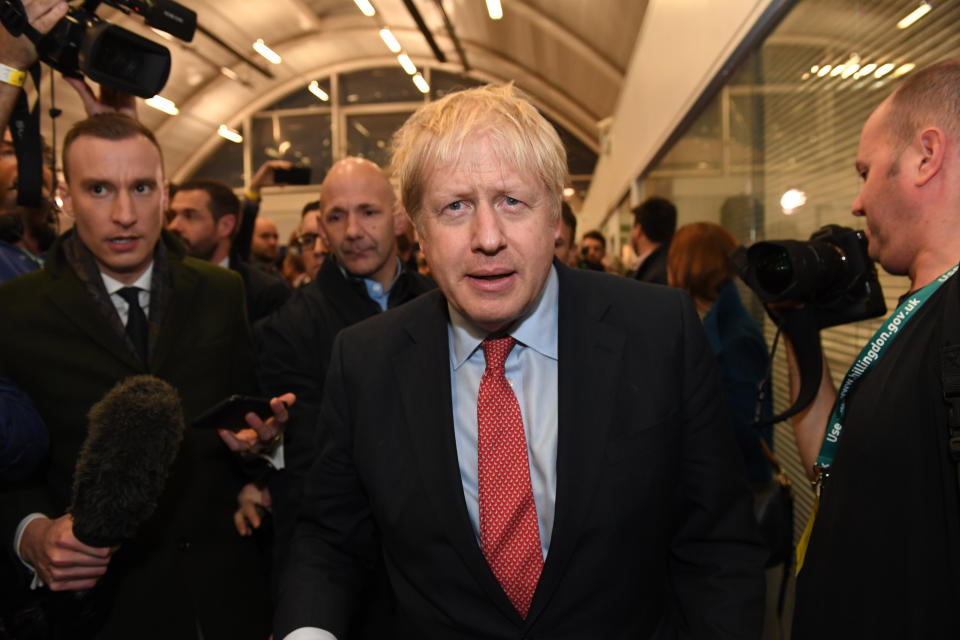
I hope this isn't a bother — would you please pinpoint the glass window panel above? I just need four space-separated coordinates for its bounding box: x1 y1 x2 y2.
187 139 243 188
339 67 421 105
430 70 483 100
654 99 723 172
346 112 414 168
251 113 333 184
268 78 332 111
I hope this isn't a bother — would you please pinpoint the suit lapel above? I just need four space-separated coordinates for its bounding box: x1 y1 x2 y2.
392 291 523 622
150 249 200 374
526 266 625 624
46 261 142 372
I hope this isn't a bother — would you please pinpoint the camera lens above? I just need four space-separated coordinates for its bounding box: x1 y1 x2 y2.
752 245 794 296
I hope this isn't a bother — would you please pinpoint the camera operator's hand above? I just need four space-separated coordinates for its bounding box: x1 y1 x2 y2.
248 160 293 197
0 0 68 70
63 76 138 119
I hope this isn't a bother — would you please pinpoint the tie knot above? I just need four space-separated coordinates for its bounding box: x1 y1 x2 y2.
117 287 141 307
482 336 516 372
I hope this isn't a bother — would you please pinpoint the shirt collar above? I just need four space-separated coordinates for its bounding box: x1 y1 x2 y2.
363 257 403 302
337 256 403 294
100 262 154 296
449 265 559 369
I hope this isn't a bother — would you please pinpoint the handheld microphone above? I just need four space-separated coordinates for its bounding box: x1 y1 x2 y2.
70 375 185 547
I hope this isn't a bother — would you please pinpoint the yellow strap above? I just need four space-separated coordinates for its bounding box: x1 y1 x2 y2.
795 496 818 576
0 63 26 88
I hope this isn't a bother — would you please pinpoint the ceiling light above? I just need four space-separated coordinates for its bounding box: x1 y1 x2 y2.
220 66 239 80
801 72 811 80
830 65 844 77
379 28 401 53
842 64 859 79
353 0 375 16
145 95 178 115
897 2 932 29
412 73 429 94
875 63 895 78
893 63 916 78
810 65 820 74
562 187 575 198
218 125 243 143
397 53 417 75
278 140 291 154
817 65 831 77
353 122 370 137
253 39 281 65
780 189 807 215
856 63 877 78
308 80 329 101
485 0 503 20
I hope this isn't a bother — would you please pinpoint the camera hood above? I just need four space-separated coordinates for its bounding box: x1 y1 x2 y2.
80 23 171 98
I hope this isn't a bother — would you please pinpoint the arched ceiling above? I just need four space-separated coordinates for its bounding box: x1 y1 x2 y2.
37 0 648 180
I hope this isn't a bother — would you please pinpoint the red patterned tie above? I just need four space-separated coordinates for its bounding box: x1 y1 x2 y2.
477 336 543 618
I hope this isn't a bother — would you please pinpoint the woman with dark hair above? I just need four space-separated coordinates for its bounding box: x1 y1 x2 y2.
667 222 773 484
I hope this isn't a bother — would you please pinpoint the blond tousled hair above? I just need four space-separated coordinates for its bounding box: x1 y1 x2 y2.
390 83 567 230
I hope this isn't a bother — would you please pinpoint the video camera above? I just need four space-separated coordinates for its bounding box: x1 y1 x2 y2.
0 0 196 98
730 225 886 425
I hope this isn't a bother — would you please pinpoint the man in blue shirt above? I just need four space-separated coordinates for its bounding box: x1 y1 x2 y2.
251 157 434 593
275 84 764 640
0 129 54 284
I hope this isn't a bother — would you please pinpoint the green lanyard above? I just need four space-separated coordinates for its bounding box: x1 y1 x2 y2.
814 264 959 487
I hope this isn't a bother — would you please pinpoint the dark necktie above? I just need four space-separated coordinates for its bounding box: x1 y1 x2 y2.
477 336 543 618
117 286 148 366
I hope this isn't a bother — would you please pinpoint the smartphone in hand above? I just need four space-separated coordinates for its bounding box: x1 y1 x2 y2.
193 395 273 431
273 165 311 185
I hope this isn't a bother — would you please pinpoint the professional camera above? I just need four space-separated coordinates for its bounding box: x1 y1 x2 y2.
731 225 886 424
731 224 886 329
0 0 196 98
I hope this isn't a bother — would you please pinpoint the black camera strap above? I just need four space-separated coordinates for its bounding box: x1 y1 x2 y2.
753 305 825 426
9 62 43 208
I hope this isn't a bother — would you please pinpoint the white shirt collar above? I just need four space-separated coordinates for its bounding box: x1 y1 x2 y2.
100 262 154 296
449 265 559 369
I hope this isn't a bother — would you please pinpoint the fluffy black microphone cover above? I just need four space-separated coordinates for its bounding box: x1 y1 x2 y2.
69 375 185 548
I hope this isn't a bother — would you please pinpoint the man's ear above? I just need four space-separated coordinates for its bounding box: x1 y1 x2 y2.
217 213 237 240
916 127 946 187
59 182 74 219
